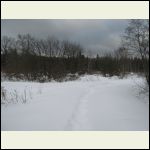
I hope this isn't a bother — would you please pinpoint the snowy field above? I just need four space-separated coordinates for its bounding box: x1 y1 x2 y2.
1 74 149 131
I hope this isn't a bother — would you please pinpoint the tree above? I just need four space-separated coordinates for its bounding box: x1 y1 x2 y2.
123 19 149 85
1 36 17 71
114 47 128 75
1 36 16 54
114 47 127 59
17 34 35 55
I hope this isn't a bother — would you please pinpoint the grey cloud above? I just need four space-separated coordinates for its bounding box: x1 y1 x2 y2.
1 19 129 54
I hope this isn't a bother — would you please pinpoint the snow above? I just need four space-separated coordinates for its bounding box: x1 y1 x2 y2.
1 74 149 131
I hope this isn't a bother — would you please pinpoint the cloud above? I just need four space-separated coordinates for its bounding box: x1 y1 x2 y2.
1 19 128 55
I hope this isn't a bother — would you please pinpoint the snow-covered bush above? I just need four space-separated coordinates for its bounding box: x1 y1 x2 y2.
1 86 32 104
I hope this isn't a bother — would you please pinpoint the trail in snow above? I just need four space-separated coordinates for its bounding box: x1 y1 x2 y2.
65 85 95 130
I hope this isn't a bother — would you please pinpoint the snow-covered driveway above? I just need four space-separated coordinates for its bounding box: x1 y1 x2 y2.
1 75 149 131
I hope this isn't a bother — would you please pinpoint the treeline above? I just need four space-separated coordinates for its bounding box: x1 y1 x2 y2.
1 34 146 82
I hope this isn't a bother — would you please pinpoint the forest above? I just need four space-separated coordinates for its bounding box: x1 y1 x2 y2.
1 34 147 82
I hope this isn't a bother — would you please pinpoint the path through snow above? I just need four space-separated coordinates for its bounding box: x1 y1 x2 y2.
65 85 95 130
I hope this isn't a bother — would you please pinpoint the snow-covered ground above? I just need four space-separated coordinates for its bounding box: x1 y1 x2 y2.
1 74 149 131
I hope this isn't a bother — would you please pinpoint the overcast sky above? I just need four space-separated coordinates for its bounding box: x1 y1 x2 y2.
1 19 129 55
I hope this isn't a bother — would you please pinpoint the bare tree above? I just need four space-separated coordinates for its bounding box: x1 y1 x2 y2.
61 40 83 58
1 36 16 54
123 19 149 85
46 36 58 57
32 39 43 56
114 47 127 59
17 34 35 54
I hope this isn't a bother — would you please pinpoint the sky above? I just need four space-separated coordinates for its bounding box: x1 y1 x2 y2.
1 19 129 55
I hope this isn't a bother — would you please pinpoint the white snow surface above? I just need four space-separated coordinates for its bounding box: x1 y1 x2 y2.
1 74 149 131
